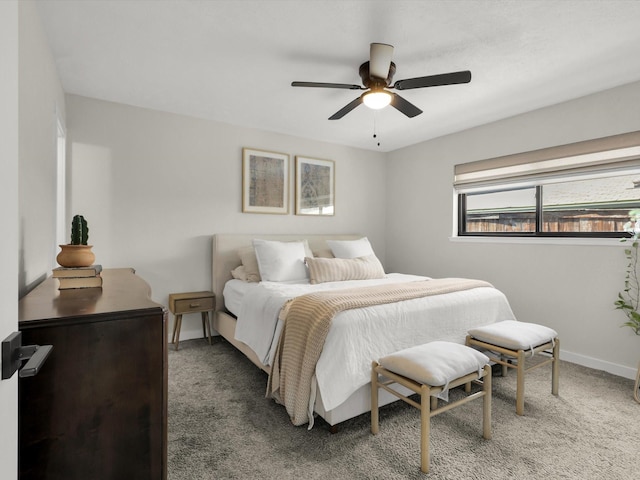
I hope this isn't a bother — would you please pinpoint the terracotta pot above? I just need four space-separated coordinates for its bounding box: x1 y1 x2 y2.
56 244 96 268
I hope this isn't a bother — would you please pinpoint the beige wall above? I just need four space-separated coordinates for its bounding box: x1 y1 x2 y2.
65 94 387 341
386 80 640 378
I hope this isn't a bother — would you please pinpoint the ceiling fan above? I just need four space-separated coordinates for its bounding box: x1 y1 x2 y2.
292 43 471 120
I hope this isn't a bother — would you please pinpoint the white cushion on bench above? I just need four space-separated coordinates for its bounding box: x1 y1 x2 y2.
468 320 557 351
379 341 490 390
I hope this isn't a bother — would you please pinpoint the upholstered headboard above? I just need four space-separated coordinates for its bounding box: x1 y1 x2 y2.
212 233 361 313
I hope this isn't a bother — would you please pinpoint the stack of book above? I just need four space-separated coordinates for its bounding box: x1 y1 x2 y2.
52 265 103 290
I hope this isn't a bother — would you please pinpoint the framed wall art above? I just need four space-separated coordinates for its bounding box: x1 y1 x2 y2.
295 156 335 216
242 148 289 214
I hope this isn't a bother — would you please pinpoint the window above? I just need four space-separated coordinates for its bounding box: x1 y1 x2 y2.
455 131 640 238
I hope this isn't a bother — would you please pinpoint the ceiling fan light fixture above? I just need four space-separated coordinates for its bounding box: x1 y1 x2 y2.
362 90 392 110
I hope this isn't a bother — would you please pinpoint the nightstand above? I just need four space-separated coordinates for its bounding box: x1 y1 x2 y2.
168 291 215 350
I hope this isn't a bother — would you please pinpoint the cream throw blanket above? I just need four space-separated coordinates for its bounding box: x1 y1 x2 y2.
266 277 493 426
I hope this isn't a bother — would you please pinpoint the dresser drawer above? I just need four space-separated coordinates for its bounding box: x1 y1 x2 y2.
171 296 215 314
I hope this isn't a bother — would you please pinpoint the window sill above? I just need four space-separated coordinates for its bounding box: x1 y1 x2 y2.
449 236 624 247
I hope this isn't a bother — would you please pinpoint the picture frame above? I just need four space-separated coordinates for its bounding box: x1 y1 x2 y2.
242 148 289 214
295 156 335 216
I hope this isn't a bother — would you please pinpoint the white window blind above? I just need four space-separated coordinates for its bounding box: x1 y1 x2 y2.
454 131 640 193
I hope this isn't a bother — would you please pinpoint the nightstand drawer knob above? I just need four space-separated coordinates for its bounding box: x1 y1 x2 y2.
189 302 200 308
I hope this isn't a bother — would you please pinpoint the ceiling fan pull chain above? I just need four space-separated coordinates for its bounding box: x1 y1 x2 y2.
373 112 381 147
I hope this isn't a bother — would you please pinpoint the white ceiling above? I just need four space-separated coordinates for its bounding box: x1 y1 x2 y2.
36 0 640 152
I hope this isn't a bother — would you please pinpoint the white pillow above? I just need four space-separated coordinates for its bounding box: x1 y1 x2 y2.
326 237 375 259
252 239 308 282
237 240 313 282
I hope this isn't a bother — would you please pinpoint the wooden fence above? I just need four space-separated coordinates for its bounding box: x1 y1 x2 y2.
465 210 630 234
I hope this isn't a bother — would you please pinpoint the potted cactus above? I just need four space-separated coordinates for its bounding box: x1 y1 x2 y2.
56 214 96 267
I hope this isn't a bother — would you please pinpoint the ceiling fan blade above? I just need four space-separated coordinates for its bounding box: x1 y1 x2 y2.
393 70 472 90
390 93 423 118
369 43 394 79
292 81 363 90
328 97 363 120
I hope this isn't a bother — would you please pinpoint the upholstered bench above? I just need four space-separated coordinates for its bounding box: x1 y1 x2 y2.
466 320 559 415
371 341 492 474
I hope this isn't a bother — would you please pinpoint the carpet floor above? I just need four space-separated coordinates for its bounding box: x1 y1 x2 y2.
168 338 639 479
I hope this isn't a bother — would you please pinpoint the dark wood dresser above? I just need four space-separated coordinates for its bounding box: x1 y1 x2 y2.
18 268 167 480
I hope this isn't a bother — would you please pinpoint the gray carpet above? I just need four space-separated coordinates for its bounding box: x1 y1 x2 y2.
168 338 640 479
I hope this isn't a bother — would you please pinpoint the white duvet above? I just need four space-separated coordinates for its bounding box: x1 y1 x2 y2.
228 273 515 412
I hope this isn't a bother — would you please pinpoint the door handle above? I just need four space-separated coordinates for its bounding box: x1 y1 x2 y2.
1 332 53 380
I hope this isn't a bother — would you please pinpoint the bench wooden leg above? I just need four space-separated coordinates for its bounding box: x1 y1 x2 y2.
552 338 560 396
483 364 492 440
516 349 525 415
420 384 430 474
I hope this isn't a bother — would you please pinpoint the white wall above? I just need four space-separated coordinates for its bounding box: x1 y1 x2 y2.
65 94 387 340
386 80 640 378
18 0 66 297
4 0 65 474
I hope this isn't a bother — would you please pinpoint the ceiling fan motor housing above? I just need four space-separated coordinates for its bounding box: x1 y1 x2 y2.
359 61 396 90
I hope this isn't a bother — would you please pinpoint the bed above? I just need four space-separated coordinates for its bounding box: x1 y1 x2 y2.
211 233 515 428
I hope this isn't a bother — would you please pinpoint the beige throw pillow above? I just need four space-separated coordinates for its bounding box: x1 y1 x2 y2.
237 246 262 282
230 265 249 282
305 255 385 284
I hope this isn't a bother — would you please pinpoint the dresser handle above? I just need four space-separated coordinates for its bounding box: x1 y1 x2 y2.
189 302 201 308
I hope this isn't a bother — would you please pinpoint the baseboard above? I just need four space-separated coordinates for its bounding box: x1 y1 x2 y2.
560 349 637 380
